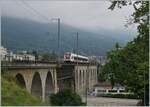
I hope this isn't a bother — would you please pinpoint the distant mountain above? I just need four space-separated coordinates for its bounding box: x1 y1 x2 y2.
1 16 133 56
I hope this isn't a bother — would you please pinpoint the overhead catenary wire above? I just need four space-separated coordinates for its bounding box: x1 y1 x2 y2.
15 0 61 56
13 0 59 55
18 0 50 22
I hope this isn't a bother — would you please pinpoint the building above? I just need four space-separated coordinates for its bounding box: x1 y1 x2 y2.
0 46 8 61
13 54 23 61
92 82 125 96
26 54 35 61
0 46 14 61
13 53 35 61
93 82 112 95
5 51 14 62
0 47 35 62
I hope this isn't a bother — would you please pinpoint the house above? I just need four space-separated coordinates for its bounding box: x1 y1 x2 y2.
92 82 125 96
13 53 35 61
0 46 13 61
0 46 8 61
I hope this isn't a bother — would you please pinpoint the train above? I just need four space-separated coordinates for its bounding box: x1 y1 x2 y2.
64 52 89 63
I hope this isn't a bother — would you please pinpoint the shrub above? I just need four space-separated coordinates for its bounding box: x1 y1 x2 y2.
49 89 85 106
97 93 138 99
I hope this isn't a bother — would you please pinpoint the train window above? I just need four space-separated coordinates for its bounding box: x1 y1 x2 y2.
74 57 88 61
65 53 70 58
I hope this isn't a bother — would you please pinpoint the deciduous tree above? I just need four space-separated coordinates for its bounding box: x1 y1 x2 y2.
101 1 149 105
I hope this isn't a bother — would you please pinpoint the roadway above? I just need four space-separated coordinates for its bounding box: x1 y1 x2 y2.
82 96 139 106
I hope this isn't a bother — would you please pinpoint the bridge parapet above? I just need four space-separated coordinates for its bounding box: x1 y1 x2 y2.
1 61 57 69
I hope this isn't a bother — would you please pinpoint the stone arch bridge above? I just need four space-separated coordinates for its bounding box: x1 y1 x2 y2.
2 61 97 101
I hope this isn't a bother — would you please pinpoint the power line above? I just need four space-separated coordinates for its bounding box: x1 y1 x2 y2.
18 0 50 22
14 0 43 21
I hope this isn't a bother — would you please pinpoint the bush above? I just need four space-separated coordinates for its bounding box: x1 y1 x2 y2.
49 89 85 106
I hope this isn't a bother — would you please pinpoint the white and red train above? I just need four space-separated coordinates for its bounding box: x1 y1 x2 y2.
64 52 89 63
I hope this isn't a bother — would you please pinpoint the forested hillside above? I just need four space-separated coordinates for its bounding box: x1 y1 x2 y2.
1 16 134 56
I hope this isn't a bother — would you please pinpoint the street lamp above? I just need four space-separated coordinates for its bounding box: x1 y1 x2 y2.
71 32 79 56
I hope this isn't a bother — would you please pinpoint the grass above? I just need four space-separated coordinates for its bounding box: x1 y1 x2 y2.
1 74 48 106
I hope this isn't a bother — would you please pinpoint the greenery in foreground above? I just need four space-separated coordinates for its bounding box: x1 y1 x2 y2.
1 74 46 106
2 73 84 106
99 1 149 105
49 89 86 106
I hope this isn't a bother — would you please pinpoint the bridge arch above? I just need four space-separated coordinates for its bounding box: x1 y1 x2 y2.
45 71 54 100
31 72 42 99
15 73 26 88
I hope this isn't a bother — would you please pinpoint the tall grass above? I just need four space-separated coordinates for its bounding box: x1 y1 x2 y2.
1 75 47 106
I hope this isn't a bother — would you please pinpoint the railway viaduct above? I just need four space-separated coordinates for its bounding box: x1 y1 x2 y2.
2 61 97 101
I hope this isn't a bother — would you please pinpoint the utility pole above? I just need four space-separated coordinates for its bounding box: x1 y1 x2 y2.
72 32 79 92
51 18 60 64
51 18 61 91
58 18 60 64
76 32 79 64
76 32 79 92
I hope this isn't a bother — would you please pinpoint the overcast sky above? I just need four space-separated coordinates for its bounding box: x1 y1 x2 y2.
1 0 137 35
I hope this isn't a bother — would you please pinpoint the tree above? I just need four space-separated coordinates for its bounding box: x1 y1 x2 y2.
98 70 107 82
49 51 57 61
49 89 85 106
41 53 50 61
115 42 120 50
101 1 149 105
32 50 38 60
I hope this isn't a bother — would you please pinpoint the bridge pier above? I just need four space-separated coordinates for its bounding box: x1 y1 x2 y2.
23 71 33 93
38 70 47 101
53 69 58 93
74 65 97 94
